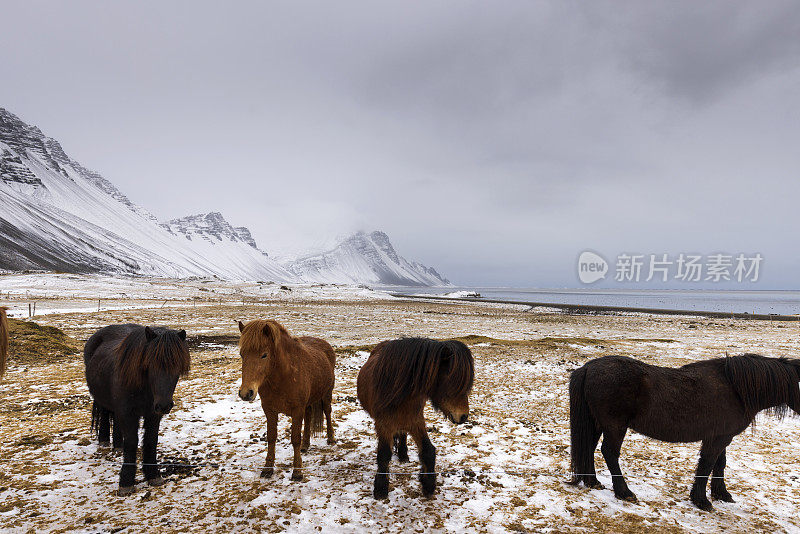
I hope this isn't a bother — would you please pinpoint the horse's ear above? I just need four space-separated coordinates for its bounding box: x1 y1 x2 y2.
178 329 186 341
145 326 157 341
262 324 273 338
238 321 245 333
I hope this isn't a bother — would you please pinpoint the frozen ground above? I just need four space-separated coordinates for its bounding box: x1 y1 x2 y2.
1 274 799 533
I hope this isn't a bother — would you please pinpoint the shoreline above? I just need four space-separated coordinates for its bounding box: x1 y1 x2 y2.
391 293 800 321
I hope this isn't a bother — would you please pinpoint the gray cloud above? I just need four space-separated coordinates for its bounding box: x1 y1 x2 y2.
0 1 798 287
592 1 800 103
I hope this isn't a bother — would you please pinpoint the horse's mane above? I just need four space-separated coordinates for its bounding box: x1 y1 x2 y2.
0 307 8 378
724 353 800 417
116 327 190 388
239 319 293 357
372 338 474 414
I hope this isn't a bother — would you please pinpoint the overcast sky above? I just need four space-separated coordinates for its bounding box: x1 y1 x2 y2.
1 1 799 287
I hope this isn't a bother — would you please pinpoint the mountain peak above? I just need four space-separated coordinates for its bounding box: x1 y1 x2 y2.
160 212 261 251
288 229 450 286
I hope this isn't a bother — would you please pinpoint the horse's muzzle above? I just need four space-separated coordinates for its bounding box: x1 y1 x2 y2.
239 389 256 402
447 412 469 425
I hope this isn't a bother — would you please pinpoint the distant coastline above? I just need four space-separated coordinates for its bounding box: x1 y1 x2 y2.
385 287 800 318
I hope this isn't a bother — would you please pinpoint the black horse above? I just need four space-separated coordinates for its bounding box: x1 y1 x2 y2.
569 353 800 511
84 324 190 495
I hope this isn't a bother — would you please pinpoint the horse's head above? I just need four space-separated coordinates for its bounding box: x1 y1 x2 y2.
144 327 189 415
118 326 190 415
430 340 474 425
237 320 284 402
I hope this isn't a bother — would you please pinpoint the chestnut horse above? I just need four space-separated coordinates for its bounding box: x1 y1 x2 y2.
570 353 800 511
0 307 7 378
357 337 474 499
237 319 335 480
84 324 190 495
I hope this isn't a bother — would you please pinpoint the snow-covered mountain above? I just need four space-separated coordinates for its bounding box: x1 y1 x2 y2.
287 231 451 286
0 107 450 286
0 107 293 282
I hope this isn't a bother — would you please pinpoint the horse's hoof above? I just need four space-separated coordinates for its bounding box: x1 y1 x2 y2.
711 491 735 503
616 490 638 503
98 441 111 448
692 497 713 511
300 447 308 453
118 486 135 496
291 471 304 481
420 477 437 497
147 477 166 487
373 482 389 499
327 438 337 445
260 468 274 478
397 455 410 463
586 480 604 490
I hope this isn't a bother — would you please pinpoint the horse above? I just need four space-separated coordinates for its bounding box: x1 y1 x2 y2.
357 337 474 499
0 307 7 378
84 324 190 495
569 353 800 511
237 319 336 481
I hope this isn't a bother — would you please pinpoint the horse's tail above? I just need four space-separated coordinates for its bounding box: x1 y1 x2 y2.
569 364 599 486
0 307 8 378
83 329 105 366
309 400 325 436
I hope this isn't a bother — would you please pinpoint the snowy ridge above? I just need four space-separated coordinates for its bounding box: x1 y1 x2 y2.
0 107 293 282
161 212 262 252
287 230 451 286
0 107 450 286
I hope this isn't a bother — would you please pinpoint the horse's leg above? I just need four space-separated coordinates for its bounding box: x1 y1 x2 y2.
97 409 111 446
710 448 734 502
323 391 335 445
260 410 278 478
601 427 636 502
690 436 731 511
112 414 123 449
410 426 437 497
118 413 139 495
394 433 409 463
290 411 304 481
301 405 312 452
576 428 603 489
373 429 392 499
142 414 165 487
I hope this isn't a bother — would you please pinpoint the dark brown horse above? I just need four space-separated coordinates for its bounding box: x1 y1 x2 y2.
0 307 7 378
570 353 800 511
357 337 474 499
84 324 190 495
237 319 336 480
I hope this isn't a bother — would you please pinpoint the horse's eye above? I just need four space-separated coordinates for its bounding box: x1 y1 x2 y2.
261 353 267 359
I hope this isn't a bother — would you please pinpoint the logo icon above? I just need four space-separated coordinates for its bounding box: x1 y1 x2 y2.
578 251 608 284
